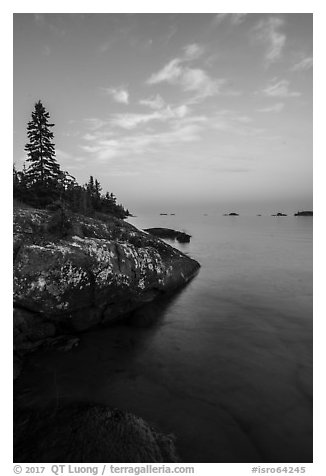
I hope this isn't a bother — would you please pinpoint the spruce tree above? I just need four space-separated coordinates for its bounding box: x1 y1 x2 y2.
24 100 60 204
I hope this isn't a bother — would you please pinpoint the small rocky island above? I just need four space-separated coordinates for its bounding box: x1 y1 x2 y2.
294 211 313 216
272 212 287 216
144 227 191 243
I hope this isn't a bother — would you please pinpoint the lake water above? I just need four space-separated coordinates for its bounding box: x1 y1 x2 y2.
15 213 313 463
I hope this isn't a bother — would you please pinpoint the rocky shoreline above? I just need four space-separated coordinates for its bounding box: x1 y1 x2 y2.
13 207 200 462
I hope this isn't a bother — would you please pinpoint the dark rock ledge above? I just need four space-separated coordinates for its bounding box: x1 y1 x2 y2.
144 227 191 243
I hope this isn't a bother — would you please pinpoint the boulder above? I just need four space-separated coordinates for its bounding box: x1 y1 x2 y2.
14 403 179 463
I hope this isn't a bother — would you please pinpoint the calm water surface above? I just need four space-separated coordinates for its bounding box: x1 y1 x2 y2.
16 214 313 462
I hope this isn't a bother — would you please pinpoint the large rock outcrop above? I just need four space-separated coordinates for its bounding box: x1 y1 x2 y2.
14 208 200 352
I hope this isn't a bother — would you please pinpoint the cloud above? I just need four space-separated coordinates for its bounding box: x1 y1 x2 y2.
147 58 182 84
183 43 205 60
257 102 284 113
139 94 165 110
109 104 190 130
80 121 202 162
80 105 261 164
260 79 301 97
291 57 313 71
103 87 129 104
147 57 226 101
253 17 286 66
214 13 248 26
146 43 241 101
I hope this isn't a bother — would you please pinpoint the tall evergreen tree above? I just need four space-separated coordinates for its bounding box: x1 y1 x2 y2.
24 100 60 191
14 100 129 217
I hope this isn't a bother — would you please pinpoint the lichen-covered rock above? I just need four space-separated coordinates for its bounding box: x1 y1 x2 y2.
14 403 179 463
13 208 200 335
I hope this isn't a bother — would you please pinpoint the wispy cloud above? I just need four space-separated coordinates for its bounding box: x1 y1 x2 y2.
257 102 284 113
183 43 205 60
253 17 286 66
80 122 203 161
109 104 190 130
80 104 263 163
146 42 241 102
102 87 129 104
214 13 248 26
260 79 301 98
147 57 226 101
147 58 182 85
139 94 165 110
291 56 313 71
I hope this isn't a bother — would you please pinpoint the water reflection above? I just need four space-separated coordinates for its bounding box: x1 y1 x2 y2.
15 216 312 463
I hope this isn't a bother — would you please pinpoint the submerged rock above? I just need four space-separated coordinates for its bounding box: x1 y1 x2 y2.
144 227 191 243
14 403 179 463
13 208 200 342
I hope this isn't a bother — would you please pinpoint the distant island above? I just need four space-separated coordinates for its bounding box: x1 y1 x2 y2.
272 212 287 216
224 212 239 216
294 211 313 216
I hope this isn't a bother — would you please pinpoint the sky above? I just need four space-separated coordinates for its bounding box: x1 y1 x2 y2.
13 13 313 215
